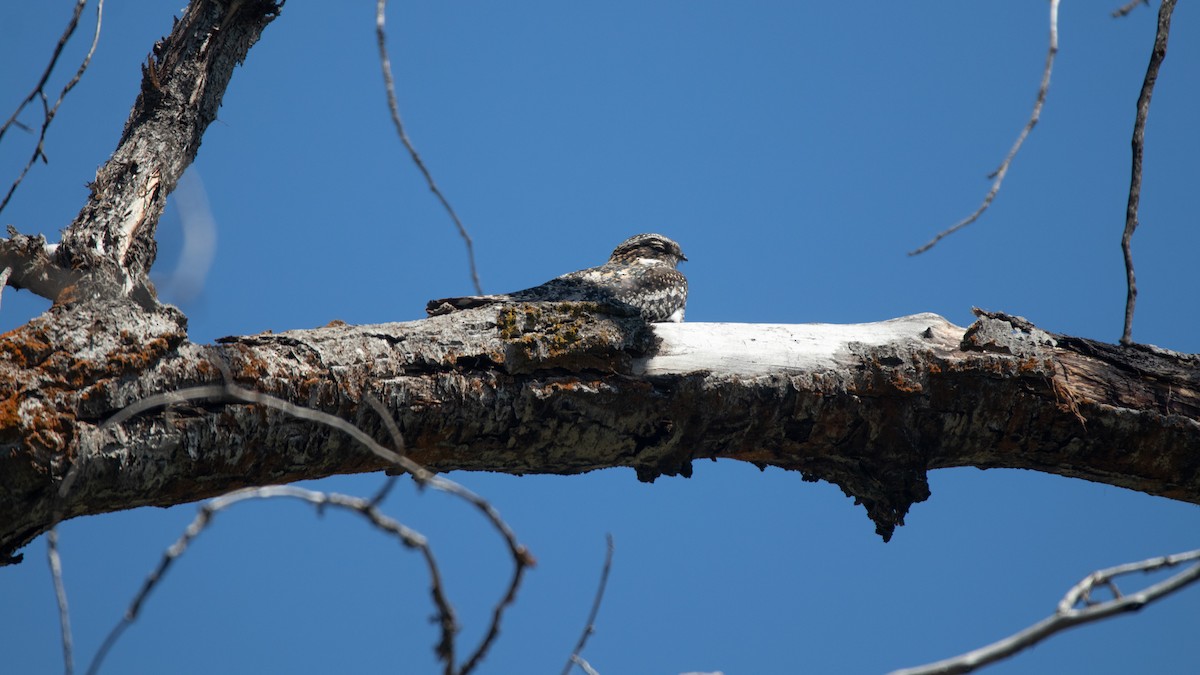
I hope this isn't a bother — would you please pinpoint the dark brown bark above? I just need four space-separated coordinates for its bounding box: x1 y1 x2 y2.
2 0 1197 567
2 303 1197 564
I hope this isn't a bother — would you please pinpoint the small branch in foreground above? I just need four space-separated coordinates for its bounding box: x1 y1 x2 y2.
83 486 447 675
47 527 75 675
0 0 104 215
890 548 1200 675
562 534 615 675
101 380 532 675
909 0 1059 256
374 0 483 294
1120 0 1176 345
48 457 84 674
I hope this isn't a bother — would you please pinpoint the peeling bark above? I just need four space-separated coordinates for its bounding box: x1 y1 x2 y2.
2 304 1197 563
55 0 279 301
1 0 1198 567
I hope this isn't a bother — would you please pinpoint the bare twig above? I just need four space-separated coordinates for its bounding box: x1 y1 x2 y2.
47 527 75 675
1120 0 1176 345
1112 0 1150 18
890 548 1200 675
84 486 449 675
910 0 1059 256
0 0 104 214
363 394 405 506
47 455 85 674
102 380 533 675
562 534 615 675
374 0 483 294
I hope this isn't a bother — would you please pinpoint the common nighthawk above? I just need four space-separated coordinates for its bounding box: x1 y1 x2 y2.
426 233 688 322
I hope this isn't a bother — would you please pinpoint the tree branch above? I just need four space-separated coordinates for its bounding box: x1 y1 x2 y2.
562 534 615 675
910 0 1058 255
1120 0 1176 345
891 548 1200 675
44 0 281 300
1112 0 1150 18
84 486 453 675
0 0 104 216
375 0 483 294
3 307 1197 563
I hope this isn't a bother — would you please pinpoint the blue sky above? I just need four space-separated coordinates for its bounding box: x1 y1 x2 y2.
2 2 1199 673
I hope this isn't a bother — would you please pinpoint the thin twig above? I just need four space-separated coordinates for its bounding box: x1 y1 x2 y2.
1120 0 1176 345
0 1 85 143
363 394 405 506
0 0 105 214
890 548 1200 675
374 0 483 294
101 380 533 675
562 534 615 675
84 486 448 675
47 454 84 675
47 528 75 675
1112 0 1150 18
909 0 1059 256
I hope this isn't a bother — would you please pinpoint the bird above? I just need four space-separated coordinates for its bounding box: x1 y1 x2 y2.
426 233 688 322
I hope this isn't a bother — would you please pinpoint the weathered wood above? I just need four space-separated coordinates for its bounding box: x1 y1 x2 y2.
54 0 281 300
2 304 1197 563
2 0 1197 568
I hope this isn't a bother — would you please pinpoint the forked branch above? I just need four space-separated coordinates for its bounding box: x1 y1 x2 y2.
891 548 1200 675
0 0 104 215
93 381 532 675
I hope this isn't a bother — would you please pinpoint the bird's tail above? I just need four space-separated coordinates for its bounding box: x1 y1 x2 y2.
425 295 511 316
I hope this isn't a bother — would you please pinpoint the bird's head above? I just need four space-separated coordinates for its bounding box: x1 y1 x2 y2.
609 233 687 267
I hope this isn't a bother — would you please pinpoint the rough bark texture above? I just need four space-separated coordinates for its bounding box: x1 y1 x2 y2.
2 0 1198 566
2 303 1199 563
8 0 282 303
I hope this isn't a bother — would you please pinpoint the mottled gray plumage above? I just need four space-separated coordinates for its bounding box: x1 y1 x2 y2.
426 233 689 322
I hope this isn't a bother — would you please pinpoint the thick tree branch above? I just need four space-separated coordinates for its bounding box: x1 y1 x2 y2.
2 306 1197 563
35 0 281 301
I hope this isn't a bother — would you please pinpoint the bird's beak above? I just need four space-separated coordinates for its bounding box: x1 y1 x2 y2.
679 252 688 263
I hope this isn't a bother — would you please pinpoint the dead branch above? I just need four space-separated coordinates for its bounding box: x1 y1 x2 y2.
1120 0 1176 345
1112 0 1151 18
4 308 1199 565
83 486 451 675
562 534 615 675
910 0 1059 255
375 0 483 294
97 379 531 675
890 548 1200 675
0 0 103 215
49 0 281 298
47 527 74 675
